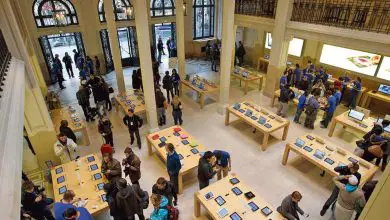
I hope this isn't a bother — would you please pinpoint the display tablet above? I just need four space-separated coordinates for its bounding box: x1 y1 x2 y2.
158 142 166 148
57 176 65 184
295 138 305 148
204 192 214 200
244 191 255 199
215 196 226 206
306 135 315 140
230 177 240 185
261 206 273 216
303 146 313 152
217 208 229 218
181 140 189 145
159 137 167 142
238 109 245 113
348 109 365 121
87 156 95 163
101 194 107 202
173 132 180 136
325 158 335 165
90 164 98 171
248 201 259 212
178 154 184 160
94 173 102 180
258 116 266 124
378 84 390 95
55 167 63 174
264 123 272 128
314 149 325 159
191 148 199 154
59 186 67 194
348 157 359 164
232 187 243 195
251 116 258 120
97 183 104 190
230 212 242 220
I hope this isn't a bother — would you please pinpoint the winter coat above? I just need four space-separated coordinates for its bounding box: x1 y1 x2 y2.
101 159 122 183
122 154 141 183
59 125 77 143
150 196 169 220
116 184 145 217
123 114 143 131
54 138 78 164
152 182 177 206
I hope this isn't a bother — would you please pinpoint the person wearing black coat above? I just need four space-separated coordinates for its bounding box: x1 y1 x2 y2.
59 120 77 143
235 41 246 66
104 181 124 220
132 69 141 90
162 71 174 104
123 109 143 149
115 178 146 220
197 151 216 189
22 181 54 220
152 177 177 206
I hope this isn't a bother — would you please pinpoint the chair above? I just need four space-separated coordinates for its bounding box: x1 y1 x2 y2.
356 106 371 118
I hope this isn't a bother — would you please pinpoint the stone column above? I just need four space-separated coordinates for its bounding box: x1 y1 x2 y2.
217 0 235 115
133 0 159 132
103 0 125 94
263 0 293 97
175 0 186 80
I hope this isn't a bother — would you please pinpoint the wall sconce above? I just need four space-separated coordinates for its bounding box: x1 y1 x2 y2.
52 10 68 27
183 0 187 16
126 6 134 19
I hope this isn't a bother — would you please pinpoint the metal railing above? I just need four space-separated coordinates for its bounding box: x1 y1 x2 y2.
0 29 12 98
291 0 390 34
235 0 278 19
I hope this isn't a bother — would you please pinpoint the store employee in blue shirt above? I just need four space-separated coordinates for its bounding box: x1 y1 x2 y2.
280 70 288 88
293 63 301 87
346 77 362 109
213 150 231 180
321 90 337 128
334 88 342 105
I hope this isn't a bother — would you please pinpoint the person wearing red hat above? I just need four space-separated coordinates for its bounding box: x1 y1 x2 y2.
101 145 122 183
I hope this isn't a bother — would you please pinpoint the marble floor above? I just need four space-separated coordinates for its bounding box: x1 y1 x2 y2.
42 57 383 220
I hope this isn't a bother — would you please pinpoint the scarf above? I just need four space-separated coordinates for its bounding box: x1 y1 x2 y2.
346 184 358 193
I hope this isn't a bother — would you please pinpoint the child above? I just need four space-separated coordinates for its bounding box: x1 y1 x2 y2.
98 115 114 148
294 91 309 124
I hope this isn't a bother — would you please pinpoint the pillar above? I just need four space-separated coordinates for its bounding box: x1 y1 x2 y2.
175 0 186 80
263 0 293 97
103 0 125 94
217 0 235 115
133 0 159 132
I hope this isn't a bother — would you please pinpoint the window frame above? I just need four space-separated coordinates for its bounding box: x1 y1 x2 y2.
32 0 79 28
193 0 215 40
98 0 133 23
150 0 176 17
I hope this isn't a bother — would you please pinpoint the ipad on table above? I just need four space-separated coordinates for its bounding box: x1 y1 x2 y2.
238 109 245 113
59 185 67 194
97 183 105 190
87 156 95 163
248 201 259 211
158 142 166 148
57 176 65 184
181 140 189 145
244 191 255 199
313 149 325 159
94 173 102 180
173 132 180 136
204 192 214 200
295 138 305 148
101 194 107 202
215 196 226 206
159 137 167 142
230 177 240 185
232 187 242 195
90 164 98 171
217 208 229 218
303 146 313 152
306 135 315 140
261 206 273 216
325 158 335 165
230 212 242 220
191 148 199 154
348 157 359 164
55 167 63 174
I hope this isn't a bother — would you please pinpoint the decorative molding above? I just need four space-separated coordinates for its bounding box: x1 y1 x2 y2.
234 14 275 31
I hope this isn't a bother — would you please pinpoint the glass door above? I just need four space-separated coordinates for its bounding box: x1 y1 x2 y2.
100 29 114 72
117 27 139 67
39 35 55 83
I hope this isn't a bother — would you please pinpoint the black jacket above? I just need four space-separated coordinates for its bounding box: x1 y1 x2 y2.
152 182 177 205
123 114 143 131
98 119 112 135
104 182 124 218
280 88 294 103
62 55 72 67
334 166 362 185
162 75 173 89
21 191 47 216
116 184 145 217
59 126 77 143
155 91 166 108
197 157 216 182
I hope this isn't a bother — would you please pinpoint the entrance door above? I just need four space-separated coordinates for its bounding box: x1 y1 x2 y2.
152 23 177 58
39 35 55 82
117 27 139 67
99 29 114 72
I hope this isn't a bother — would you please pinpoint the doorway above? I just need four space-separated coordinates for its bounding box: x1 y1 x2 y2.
117 27 139 67
152 23 177 60
39 32 85 83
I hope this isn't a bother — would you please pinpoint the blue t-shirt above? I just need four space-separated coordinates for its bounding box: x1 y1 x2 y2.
280 75 287 87
167 151 182 176
54 203 74 220
77 207 93 220
327 95 337 113
351 81 362 94
334 91 341 104
213 150 230 167
297 94 307 109
294 68 301 82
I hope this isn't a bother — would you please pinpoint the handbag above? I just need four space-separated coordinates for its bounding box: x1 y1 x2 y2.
368 145 384 158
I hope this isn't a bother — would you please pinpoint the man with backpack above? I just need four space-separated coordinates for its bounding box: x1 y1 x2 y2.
115 178 147 220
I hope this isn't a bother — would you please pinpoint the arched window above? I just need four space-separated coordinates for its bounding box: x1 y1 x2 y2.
193 0 215 39
98 0 133 23
33 0 78 28
150 0 175 17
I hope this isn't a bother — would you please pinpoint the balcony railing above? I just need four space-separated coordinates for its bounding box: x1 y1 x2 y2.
235 0 278 19
291 0 390 34
0 29 12 98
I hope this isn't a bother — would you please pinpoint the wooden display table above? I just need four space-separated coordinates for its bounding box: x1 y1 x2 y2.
257 57 269 73
51 154 108 216
361 90 390 108
225 101 290 150
328 110 376 137
146 126 206 194
327 78 367 106
181 76 219 109
194 174 284 219
114 89 146 115
271 87 327 109
231 66 264 95
282 134 378 185
50 107 90 146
